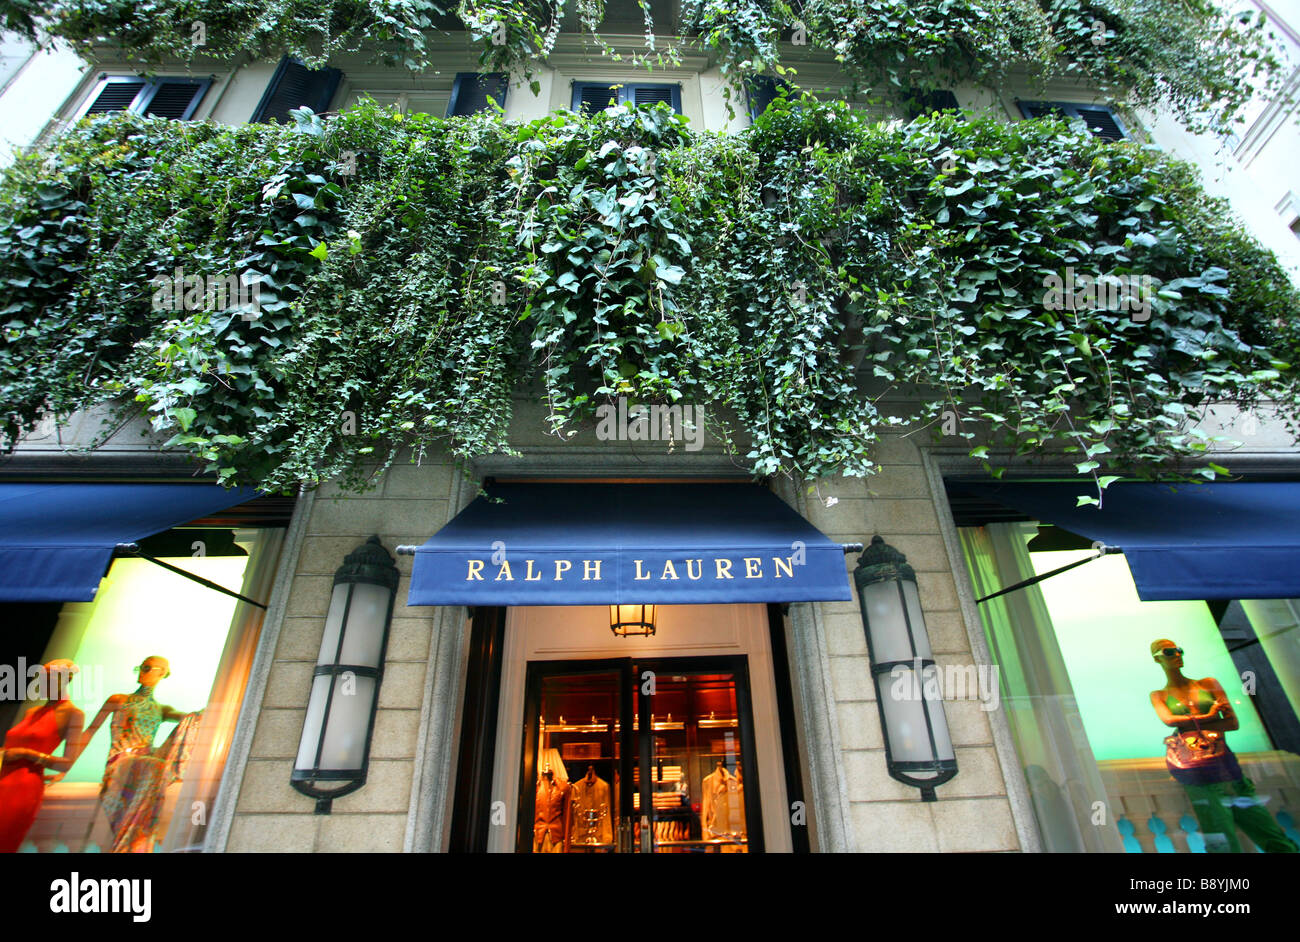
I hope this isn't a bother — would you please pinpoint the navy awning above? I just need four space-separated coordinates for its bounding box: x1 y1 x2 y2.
0 483 261 602
407 483 852 606
962 481 1300 601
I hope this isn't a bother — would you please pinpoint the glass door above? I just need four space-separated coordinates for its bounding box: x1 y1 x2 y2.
517 660 634 853
518 656 763 853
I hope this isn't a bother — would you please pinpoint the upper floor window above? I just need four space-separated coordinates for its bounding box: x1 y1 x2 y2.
746 76 792 121
905 89 961 121
75 75 210 121
1018 101 1128 141
447 73 508 117
252 57 342 123
571 81 682 115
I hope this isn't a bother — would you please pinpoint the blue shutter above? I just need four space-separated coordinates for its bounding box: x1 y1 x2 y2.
625 83 681 113
138 79 211 119
572 82 681 115
572 82 620 114
78 75 209 120
447 72 509 116
252 57 343 123
1018 100 1127 141
81 76 149 115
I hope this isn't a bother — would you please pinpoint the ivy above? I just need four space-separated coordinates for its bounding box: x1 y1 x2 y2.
1 98 1297 494
2 0 1284 127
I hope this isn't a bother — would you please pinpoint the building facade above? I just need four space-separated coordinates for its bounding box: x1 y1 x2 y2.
2 2 1300 855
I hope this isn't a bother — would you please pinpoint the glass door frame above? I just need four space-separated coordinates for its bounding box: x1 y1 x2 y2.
635 655 766 854
515 658 635 854
513 654 765 853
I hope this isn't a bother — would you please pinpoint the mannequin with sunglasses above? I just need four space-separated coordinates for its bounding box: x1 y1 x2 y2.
1149 639 1296 853
71 656 202 853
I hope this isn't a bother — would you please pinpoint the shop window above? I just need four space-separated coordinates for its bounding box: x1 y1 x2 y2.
1017 100 1127 141
252 57 343 123
959 521 1300 854
447 72 508 116
571 81 682 115
76 75 211 121
2 523 285 852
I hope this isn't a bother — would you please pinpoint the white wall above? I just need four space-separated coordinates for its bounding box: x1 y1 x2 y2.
0 33 87 166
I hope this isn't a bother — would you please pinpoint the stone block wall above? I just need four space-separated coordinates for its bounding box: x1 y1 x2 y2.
804 434 1021 852
225 461 459 852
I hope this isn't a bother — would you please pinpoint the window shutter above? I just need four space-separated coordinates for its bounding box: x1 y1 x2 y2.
627 83 680 113
746 76 789 120
83 77 148 115
1018 101 1127 141
1072 106 1125 142
447 72 508 116
905 88 959 120
572 82 680 115
629 84 674 108
139 79 210 119
252 57 343 123
573 82 620 115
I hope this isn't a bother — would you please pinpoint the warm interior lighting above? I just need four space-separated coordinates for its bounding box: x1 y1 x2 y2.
610 602 656 637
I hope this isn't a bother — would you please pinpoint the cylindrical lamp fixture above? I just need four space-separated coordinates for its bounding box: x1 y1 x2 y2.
292 535 399 813
854 535 957 801
610 603 656 637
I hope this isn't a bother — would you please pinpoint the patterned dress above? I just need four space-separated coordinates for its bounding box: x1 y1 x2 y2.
100 686 201 854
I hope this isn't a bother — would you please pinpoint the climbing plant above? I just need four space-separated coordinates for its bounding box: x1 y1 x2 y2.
0 0 1283 127
1 98 1297 495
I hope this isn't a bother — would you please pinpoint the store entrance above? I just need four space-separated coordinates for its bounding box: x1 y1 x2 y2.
517 656 763 853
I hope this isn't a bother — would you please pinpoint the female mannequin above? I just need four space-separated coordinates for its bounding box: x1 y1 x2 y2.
0 660 85 852
1149 639 1296 853
76 656 201 853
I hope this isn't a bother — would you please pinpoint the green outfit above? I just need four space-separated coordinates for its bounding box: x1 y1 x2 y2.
1164 686 1297 853
1166 689 1215 716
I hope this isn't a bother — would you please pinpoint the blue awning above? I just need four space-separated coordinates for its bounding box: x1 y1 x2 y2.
407 483 852 606
962 481 1300 601
0 483 261 602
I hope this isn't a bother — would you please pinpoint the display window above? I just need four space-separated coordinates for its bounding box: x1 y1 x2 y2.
0 523 284 853
518 657 761 853
960 521 1300 853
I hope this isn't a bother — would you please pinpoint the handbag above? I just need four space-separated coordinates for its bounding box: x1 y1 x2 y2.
1164 708 1240 785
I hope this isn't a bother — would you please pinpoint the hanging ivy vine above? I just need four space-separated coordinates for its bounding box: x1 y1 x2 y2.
1 0 1283 127
1 98 1297 494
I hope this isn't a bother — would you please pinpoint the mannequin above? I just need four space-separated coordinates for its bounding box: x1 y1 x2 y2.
533 748 571 853
1149 639 1296 853
0 660 84 852
701 760 734 840
75 656 202 853
569 763 613 847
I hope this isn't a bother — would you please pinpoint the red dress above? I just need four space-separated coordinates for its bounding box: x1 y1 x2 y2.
0 704 62 853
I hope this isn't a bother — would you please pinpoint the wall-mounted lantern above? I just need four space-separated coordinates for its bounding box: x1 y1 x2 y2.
854 535 957 801
610 603 656 637
292 535 398 813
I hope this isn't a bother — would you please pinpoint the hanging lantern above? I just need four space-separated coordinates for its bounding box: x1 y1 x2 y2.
610 603 656 637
